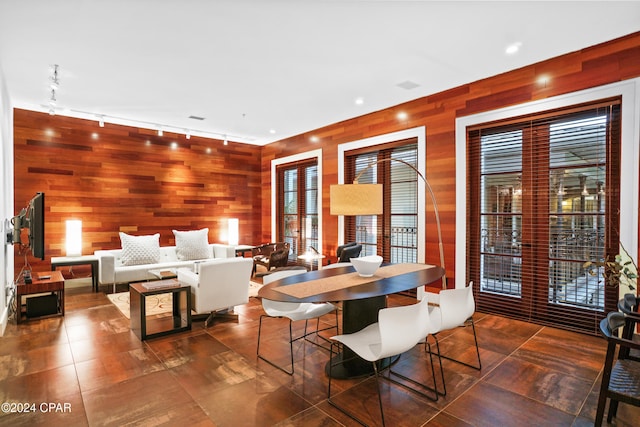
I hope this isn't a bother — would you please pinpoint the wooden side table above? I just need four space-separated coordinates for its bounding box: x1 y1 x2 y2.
16 270 65 323
129 279 192 340
51 255 100 292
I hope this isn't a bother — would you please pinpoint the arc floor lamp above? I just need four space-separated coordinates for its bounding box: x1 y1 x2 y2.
330 157 447 288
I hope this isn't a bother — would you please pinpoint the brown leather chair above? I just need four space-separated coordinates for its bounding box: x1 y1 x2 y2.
252 242 290 275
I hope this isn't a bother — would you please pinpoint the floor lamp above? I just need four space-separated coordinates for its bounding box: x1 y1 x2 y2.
330 158 446 289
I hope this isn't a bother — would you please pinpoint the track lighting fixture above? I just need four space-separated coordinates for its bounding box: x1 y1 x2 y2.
158 128 163 137
47 64 60 115
49 64 60 90
224 135 228 145
185 130 191 139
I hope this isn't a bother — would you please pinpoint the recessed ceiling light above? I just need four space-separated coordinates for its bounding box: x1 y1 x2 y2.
170 142 178 150
310 136 319 143
269 129 276 134
397 111 408 121
505 42 522 55
355 97 364 105
91 133 98 139
206 147 212 154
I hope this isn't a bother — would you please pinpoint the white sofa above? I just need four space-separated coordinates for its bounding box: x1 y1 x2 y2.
95 243 235 287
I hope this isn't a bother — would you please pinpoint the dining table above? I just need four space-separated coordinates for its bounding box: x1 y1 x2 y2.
257 263 445 378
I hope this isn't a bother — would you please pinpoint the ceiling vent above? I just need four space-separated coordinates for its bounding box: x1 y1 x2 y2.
396 80 420 90
188 115 205 120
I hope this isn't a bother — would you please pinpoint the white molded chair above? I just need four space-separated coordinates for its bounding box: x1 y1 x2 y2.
425 281 481 395
328 297 441 426
177 257 254 327
257 269 338 375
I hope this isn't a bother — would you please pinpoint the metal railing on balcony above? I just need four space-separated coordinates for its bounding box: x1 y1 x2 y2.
479 226 606 310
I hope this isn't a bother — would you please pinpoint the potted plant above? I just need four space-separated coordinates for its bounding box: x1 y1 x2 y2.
584 242 638 293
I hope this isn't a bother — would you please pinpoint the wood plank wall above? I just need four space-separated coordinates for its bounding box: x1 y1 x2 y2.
13 112 261 273
260 32 640 287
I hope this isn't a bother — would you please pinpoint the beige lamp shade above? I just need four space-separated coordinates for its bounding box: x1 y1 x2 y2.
330 183 383 215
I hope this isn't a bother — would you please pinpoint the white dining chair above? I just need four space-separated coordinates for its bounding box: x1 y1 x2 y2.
424 281 481 396
327 297 441 426
256 269 339 375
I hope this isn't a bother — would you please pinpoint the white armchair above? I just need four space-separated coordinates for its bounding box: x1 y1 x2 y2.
177 257 254 327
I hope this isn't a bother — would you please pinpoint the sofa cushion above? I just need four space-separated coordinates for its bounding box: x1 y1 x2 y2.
119 232 161 266
173 228 210 260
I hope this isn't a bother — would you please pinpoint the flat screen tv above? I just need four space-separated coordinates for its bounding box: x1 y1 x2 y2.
27 192 45 260
11 192 45 260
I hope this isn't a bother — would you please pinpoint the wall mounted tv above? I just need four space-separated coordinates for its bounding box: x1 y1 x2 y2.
9 192 45 260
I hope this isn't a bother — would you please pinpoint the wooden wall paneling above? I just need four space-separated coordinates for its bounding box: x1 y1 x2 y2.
13 111 262 273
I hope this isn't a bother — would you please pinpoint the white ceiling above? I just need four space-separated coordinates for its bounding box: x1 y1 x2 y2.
0 1 639 145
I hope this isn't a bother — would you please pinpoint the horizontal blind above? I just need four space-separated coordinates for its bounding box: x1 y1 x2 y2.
467 99 621 334
344 140 418 263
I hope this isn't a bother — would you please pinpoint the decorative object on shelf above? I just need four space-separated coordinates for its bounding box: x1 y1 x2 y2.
330 157 446 288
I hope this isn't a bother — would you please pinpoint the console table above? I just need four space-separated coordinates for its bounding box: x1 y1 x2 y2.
16 270 65 323
51 255 99 292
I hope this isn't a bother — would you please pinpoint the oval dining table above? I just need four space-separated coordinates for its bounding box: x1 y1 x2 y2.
257 263 445 378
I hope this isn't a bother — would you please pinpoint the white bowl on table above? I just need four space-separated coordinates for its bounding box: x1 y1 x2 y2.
350 255 383 277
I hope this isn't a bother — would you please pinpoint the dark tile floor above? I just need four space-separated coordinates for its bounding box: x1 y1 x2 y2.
1 280 639 426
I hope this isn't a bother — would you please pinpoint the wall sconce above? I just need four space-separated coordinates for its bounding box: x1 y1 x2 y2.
228 218 239 246
65 219 82 257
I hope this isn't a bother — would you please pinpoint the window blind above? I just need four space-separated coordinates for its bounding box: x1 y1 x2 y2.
344 140 418 263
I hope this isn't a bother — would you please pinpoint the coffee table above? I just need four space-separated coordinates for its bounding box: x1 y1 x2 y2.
129 279 192 340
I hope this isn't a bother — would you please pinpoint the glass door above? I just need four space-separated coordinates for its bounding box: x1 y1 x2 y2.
278 161 318 262
346 142 418 263
470 101 620 331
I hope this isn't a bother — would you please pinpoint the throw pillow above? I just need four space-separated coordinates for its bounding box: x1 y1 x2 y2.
173 228 210 260
119 232 161 266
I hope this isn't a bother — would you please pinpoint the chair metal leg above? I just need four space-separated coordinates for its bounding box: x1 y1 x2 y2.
303 310 339 350
257 314 295 375
426 317 482 371
327 341 370 426
372 362 387 427
328 341 441 427
420 340 446 397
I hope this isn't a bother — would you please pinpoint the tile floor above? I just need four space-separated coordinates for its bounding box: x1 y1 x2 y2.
1 280 639 426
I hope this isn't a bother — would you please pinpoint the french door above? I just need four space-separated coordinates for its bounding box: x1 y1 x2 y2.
277 160 318 262
468 100 621 331
345 141 418 263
